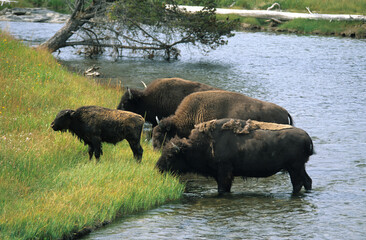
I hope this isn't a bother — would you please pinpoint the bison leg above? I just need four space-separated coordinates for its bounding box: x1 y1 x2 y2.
88 145 94 160
216 164 234 194
127 139 143 162
288 164 311 194
91 139 102 162
303 168 312 191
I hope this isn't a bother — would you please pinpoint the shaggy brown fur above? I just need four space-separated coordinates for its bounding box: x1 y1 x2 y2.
152 90 293 149
157 118 313 194
51 106 144 162
117 77 218 126
221 119 293 134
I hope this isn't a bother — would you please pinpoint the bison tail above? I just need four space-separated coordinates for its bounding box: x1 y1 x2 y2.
288 113 294 126
306 137 315 157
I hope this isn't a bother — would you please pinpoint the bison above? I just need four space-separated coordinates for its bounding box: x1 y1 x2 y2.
152 90 293 149
117 77 218 126
51 106 144 162
156 118 313 194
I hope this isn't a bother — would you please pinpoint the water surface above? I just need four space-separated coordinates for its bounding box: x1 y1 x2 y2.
2 21 366 239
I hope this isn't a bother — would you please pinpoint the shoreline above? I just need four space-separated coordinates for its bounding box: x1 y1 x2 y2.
237 20 366 39
0 7 69 23
1 7 365 38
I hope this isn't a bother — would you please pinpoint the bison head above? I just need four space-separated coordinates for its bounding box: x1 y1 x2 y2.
156 137 190 174
51 109 75 131
117 88 143 113
152 118 177 150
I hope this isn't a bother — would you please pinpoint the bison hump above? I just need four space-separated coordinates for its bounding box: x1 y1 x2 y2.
222 119 293 134
195 119 217 133
249 120 293 131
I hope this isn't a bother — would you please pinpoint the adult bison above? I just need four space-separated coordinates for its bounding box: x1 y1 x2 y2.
117 77 218 126
51 106 144 162
152 90 293 149
156 119 313 194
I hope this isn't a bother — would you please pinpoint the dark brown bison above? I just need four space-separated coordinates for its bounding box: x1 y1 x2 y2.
51 106 144 162
156 119 313 194
117 77 218 126
152 90 293 149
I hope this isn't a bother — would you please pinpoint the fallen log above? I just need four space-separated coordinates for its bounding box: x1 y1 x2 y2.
180 5 366 22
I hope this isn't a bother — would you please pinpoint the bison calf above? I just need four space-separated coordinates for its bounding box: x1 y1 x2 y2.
156 119 313 194
51 106 144 162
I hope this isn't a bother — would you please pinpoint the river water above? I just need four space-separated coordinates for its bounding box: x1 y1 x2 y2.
2 21 366 239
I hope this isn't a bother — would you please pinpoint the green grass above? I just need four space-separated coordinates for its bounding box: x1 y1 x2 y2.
0 0 68 13
278 18 365 35
177 0 366 14
218 12 366 38
195 0 366 15
0 32 184 240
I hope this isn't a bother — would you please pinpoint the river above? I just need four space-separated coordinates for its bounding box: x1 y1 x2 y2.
1 21 366 239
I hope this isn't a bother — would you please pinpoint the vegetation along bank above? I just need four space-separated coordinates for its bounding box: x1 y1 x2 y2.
1 0 366 38
178 1 366 38
210 0 366 38
0 31 184 239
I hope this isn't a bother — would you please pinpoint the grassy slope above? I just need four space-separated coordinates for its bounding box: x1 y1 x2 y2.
0 32 184 240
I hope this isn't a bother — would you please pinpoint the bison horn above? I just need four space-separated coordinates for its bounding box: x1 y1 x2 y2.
155 116 160 125
141 81 147 89
171 142 180 151
127 87 133 100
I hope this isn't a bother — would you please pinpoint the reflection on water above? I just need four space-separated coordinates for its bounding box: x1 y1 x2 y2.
2 21 366 239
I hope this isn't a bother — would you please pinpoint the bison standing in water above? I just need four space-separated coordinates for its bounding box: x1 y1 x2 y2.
51 106 144 162
156 119 313 194
152 90 293 149
117 77 218 126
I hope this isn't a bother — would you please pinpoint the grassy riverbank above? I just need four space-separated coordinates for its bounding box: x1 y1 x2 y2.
0 32 184 239
183 0 366 38
180 0 366 14
219 15 366 38
232 0 365 14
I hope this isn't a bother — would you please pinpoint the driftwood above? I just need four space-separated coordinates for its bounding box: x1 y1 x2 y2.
180 5 366 22
267 3 280 11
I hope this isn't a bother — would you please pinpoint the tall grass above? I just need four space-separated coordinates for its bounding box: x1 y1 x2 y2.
0 32 184 240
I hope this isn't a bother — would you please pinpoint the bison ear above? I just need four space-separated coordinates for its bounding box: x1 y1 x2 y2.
64 109 75 118
69 110 75 117
161 121 171 131
170 138 189 153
